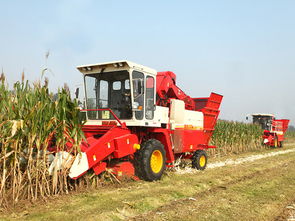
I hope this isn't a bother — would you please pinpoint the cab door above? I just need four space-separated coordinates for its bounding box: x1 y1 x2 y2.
145 75 155 120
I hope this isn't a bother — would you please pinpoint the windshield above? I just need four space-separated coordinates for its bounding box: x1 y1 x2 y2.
252 115 273 130
84 70 132 120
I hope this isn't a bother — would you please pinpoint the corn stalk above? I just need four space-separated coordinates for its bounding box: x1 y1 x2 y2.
0 76 84 208
209 120 263 157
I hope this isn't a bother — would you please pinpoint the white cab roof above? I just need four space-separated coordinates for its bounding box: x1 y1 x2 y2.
252 113 274 117
77 60 157 76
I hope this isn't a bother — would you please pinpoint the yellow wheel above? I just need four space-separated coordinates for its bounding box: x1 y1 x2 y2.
134 139 166 181
199 155 206 168
274 138 278 147
192 150 207 170
150 150 163 173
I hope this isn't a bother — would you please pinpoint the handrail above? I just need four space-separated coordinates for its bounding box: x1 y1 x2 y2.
80 108 126 128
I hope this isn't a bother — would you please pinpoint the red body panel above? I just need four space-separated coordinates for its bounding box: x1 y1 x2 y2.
71 126 138 179
263 119 290 146
194 92 222 146
109 161 138 180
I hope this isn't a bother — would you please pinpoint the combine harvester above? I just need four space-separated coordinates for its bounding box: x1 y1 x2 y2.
67 61 223 181
251 114 289 147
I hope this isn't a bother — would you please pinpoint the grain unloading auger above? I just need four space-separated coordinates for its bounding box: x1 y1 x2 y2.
68 61 223 181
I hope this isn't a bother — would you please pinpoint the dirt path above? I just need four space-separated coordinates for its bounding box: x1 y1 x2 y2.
274 199 295 221
131 159 295 220
1 146 295 221
176 146 295 174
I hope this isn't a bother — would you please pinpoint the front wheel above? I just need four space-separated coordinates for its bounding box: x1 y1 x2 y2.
192 150 208 170
135 139 166 181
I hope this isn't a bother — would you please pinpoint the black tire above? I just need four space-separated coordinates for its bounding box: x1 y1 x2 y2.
135 139 166 181
192 150 208 170
278 141 283 148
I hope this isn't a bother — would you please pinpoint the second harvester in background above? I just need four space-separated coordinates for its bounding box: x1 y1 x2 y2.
251 113 289 147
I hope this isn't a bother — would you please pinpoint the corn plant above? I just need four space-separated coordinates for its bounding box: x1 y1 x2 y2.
0 75 85 208
209 120 263 157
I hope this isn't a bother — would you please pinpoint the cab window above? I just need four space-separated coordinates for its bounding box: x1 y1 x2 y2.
145 76 155 120
132 71 144 120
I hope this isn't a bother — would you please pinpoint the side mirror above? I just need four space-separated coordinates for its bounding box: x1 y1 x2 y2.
132 78 144 99
75 88 79 99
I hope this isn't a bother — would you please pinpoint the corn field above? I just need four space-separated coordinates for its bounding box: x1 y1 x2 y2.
285 130 295 139
209 120 264 157
0 74 86 208
0 74 289 209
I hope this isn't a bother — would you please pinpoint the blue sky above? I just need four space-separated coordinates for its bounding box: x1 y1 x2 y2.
0 0 295 124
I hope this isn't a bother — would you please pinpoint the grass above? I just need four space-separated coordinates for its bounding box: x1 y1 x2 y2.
2 143 295 220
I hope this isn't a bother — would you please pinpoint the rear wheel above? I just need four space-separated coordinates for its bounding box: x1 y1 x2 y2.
278 141 283 148
135 139 166 181
192 150 208 170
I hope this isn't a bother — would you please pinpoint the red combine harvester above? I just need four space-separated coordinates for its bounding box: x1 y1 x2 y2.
68 61 223 181
251 114 289 147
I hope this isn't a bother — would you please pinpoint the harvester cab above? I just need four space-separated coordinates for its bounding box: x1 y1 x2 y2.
251 113 289 147
68 60 223 181
77 61 167 127
252 114 274 131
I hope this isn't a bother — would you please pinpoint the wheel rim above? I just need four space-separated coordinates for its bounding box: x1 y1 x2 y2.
199 155 206 167
150 150 163 173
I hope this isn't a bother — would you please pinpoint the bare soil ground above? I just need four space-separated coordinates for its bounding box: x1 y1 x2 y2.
1 143 295 221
